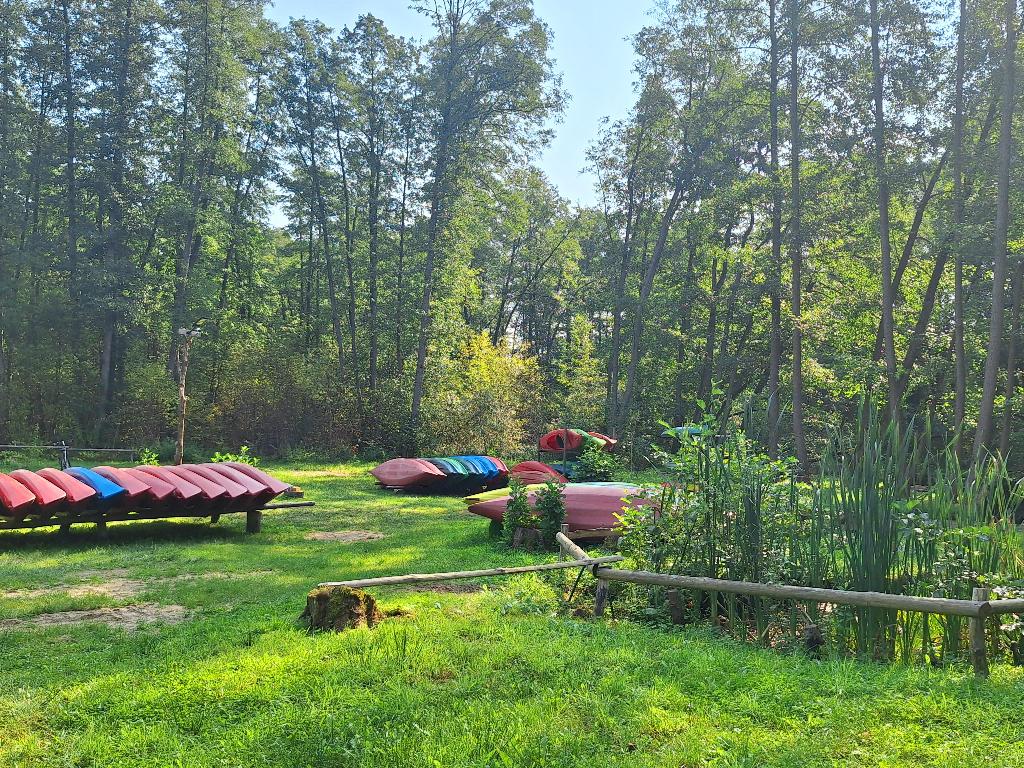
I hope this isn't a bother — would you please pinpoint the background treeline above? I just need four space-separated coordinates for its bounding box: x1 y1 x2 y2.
0 0 1021 468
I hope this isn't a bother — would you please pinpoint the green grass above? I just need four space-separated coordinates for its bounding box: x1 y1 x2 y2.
1 461 1023 767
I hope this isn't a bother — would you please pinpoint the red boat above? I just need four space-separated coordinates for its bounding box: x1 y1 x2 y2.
510 461 568 484
134 466 204 504
9 470 67 518
203 463 276 505
370 458 446 489
182 464 251 507
538 429 585 452
92 466 159 506
164 466 228 507
0 472 40 519
467 483 649 531
36 468 98 507
119 468 178 504
223 462 292 496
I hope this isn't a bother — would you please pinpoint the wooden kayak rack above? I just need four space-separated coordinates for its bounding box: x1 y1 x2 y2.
0 500 314 537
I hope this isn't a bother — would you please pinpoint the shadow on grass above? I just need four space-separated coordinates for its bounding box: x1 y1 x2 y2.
0 518 242 553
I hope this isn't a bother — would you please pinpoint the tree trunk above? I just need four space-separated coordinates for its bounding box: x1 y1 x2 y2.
788 0 808 470
870 0 899 422
953 0 968 440
998 258 1024 455
975 0 1017 457
619 178 685 435
767 0 783 457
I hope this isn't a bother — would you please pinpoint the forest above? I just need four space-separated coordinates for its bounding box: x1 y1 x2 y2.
0 0 1020 470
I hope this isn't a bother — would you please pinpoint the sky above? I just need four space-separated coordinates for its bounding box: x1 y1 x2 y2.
264 0 658 207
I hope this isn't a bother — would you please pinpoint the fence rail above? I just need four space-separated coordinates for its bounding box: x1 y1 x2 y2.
555 529 1023 677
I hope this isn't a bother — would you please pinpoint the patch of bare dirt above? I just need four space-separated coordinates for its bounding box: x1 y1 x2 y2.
2 578 144 601
0 603 189 631
2 570 275 601
305 530 385 543
406 583 483 594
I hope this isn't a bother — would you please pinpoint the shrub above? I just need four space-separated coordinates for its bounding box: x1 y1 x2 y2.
576 444 622 481
211 445 260 466
535 480 566 547
502 478 534 545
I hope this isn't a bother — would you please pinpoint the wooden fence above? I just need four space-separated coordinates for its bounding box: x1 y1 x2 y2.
555 527 1024 677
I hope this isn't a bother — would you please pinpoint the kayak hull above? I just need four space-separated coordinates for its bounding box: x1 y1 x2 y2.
467 483 650 531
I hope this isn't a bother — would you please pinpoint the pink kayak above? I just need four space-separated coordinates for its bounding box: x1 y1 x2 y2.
370 458 446 489
134 466 204 505
510 461 568 484
182 464 253 507
222 462 292 496
467 483 650 531
9 470 67 518
0 472 40 519
201 463 276 506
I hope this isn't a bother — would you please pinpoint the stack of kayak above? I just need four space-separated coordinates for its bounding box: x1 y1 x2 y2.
537 428 617 480
464 482 650 533
371 456 509 494
538 429 617 454
0 462 292 522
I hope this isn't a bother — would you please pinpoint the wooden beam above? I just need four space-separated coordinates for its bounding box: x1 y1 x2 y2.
319 556 625 589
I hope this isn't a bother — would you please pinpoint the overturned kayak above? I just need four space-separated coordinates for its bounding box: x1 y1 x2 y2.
0 472 40 519
466 482 651 532
371 458 447 489
9 470 67 517
510 461 568 485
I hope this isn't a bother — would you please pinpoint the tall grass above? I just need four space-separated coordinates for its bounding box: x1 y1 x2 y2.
618 401 1024 665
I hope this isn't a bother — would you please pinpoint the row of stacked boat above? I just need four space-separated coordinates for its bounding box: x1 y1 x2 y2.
370 456 509 494
0 463 292 521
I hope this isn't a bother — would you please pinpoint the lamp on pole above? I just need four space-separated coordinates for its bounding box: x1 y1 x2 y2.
174 323 203 465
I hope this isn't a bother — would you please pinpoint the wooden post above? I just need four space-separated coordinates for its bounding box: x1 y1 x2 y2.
95 521 108 540
594 578 609 617
666 588 684 624
970 587 990 677
246 509 263 534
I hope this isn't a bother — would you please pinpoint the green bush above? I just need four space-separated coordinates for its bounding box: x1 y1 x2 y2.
575 444 622 481
502 478 534 545
211 445 261 466
535 480 566 548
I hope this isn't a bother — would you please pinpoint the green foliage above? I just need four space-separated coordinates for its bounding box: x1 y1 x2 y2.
210 445 261 466
137 448 161 467
575 444 623 482
501 478 534 545
618 402 1024 665
535 479 566 548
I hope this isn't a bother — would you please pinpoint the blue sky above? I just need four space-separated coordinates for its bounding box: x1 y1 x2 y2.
264 0 657 206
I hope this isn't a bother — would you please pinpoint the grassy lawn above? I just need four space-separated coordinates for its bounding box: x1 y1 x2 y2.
1 461 1022 767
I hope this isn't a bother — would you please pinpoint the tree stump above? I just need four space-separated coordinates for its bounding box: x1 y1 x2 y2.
302 586 382 632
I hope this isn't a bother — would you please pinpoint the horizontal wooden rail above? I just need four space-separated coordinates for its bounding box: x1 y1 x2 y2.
319 555 625 589
588 567 990 618
558 537 1024 676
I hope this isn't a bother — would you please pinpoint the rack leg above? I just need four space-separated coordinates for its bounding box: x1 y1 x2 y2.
246 509 263 534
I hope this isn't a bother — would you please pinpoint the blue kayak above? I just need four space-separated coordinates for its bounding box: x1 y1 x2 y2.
455 456 499 481
65 467 127 501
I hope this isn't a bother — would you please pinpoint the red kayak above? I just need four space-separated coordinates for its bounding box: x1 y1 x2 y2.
510 461 568 484
36 468 98 508
538 429 584 452
91 466 154 506
134 466 204 505
467 483 649 531
370 458 446 489
0 472 40 519
9 470 67 518
588 431 618 450
202 463 275 506
164 466 228 508
223 462 292 496
119 468 177 504
182 464 251 507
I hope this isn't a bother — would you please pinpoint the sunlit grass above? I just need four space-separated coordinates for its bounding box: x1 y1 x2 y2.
0 461 1022 767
